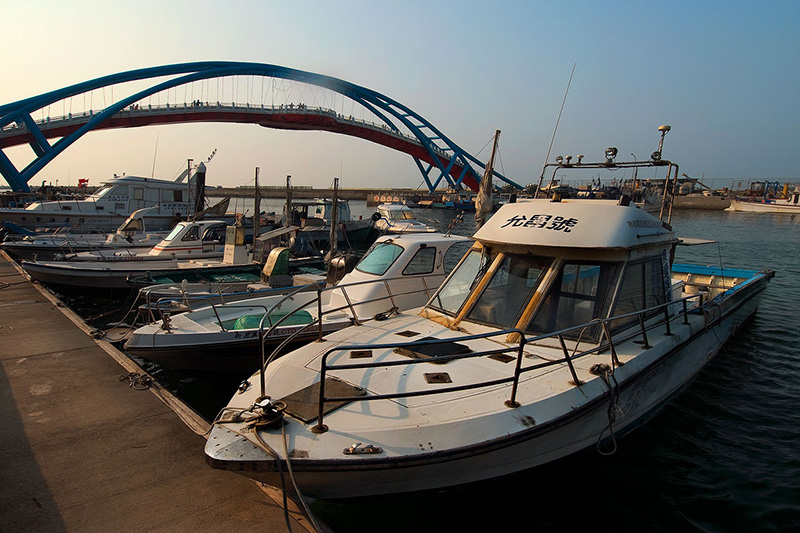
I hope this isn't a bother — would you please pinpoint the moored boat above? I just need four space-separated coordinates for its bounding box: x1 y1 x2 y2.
0 171 203 232
372 203 436 234
0 207 168 261
124 232 472 371
20 224 250 289
727 190 800 213
204 148 773 499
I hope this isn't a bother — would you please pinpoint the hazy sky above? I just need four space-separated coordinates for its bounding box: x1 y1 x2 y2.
1 0 798 190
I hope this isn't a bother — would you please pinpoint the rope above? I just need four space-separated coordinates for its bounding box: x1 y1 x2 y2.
90 288 143 342
251 427 294 533
590 363 620 456
119 372 152 390
281 424 321 532
217 401 319 532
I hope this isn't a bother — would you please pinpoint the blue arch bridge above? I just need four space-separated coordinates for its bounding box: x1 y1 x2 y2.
0 61 522 193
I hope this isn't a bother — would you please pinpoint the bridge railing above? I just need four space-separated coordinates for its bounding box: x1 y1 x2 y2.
1 103 442 153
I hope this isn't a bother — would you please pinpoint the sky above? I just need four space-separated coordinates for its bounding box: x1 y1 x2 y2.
1 0 798 191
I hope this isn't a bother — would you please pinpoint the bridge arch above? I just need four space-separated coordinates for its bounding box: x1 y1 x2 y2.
0 62 521 193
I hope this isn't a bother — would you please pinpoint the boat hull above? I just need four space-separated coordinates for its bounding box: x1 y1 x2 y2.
22 260 259 290
126 329 342 372
206 271 770 498
726 198 800 213
0 210 179 232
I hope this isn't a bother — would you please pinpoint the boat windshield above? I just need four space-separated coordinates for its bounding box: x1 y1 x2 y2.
163 224 185 241
429 248 490 315
525 261 619 341
465 254 551 328
90 185 114 199
356 241 404 276
392 209 415 220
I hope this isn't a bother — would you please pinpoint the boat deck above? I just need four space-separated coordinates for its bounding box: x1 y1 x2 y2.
0 253 315 532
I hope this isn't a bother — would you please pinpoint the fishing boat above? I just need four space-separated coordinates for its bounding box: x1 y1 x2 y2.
124 232 472 371
0 207 168 261
50 219 228 262
204 147 773 499
372 203 436 234
0 170 203 232
20 224 249 289
288 198 374 248
727 185 800 213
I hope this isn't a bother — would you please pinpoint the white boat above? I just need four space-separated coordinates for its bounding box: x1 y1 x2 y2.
727 191 800 213
0 171 202 232
373 203 436 234
0 207 168 261
21 224 249 289
124 233 473 371
53 219 227 262
205 191 773 499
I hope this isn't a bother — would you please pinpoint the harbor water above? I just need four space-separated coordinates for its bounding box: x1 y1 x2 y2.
62 202 799 532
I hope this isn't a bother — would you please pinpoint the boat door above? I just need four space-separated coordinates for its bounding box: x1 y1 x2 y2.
132 187 146 211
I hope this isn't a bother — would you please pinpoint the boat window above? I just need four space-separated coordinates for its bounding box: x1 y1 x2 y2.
443 241 473 274
164 224 184 241
202 224 226 242
402 246 436 275
164 189 183 203
430 248 490 316
90 185 114 198
356 241 404 276
182 225 200 241
133 188 144 201
392 209 415 220
609 258 667 332
467 254 550 328
526 261 619 341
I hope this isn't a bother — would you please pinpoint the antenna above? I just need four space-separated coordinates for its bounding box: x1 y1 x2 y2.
151 132 160 178
536 63 576 198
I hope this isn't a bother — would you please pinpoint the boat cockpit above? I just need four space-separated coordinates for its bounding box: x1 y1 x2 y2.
421 199 677 346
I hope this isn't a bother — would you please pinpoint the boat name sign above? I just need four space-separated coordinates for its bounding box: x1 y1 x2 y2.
500 214 578 232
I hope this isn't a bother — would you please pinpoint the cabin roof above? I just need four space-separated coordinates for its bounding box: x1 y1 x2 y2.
474 199 675 250
99 175 189 186
374 232 471 247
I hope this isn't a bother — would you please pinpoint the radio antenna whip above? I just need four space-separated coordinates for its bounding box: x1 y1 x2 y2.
536 63 576 198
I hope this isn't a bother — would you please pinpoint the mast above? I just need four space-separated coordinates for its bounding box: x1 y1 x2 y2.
253 167 261 239
328 177 340 260
284 175 292 228
475 130 500 230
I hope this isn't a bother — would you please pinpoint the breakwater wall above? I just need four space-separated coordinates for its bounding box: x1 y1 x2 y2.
210 186 427 206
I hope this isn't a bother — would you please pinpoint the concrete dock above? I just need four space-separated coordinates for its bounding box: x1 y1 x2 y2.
0 253 315 532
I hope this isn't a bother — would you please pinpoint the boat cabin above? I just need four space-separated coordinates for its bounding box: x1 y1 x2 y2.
21 175 195 217
375 204 435 233
147 219 228 257
288 199 353 228
422 199 677 343
327 232 473 318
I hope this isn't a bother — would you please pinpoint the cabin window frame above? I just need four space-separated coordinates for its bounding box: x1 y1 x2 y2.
355 241 405 276
181 225 200 242
428 246 492 317
524 260 620 342
608 256 668 333
402 246 437 276
464 253 552 329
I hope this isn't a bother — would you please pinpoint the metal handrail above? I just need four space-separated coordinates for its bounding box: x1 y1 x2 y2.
252 274 452 399
308 292 711 432
312 329 527 433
